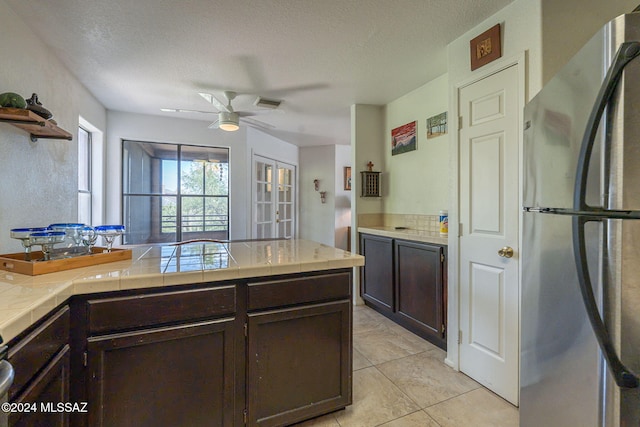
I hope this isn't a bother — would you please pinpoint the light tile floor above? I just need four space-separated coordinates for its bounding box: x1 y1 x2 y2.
293 305 519 427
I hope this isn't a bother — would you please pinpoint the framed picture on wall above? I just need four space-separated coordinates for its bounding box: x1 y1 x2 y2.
391 121 417 156
427 112 448 139
344 167 352 190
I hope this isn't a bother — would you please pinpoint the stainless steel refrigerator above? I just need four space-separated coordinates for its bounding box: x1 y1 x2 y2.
521 10 640 427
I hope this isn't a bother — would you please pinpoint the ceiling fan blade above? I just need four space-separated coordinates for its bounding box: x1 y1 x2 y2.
237 111 259 118
241 116 275 130
198 92 230 113
207 120 220 129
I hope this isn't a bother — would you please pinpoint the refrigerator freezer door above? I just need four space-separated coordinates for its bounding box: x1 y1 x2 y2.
521 211 603 427
523 25 607 209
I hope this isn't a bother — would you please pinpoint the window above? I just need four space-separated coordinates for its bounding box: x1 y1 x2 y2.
122 140 229 244
78 126 92 224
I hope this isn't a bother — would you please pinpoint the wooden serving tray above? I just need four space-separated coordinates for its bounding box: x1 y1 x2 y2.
0 247 132 276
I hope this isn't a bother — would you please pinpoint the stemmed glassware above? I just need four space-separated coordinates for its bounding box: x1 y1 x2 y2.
48 223 85 253
9 223 125 261
10 227 50 261
94 225 125 253
80 226 98 254
29 231 66 261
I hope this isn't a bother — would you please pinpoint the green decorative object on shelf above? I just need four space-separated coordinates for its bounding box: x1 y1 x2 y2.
0 92 27 109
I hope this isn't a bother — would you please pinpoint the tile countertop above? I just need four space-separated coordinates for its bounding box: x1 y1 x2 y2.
0 239 364 345
357 226 449 245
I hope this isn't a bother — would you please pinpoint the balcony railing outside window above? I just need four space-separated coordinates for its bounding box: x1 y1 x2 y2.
122 141 229 244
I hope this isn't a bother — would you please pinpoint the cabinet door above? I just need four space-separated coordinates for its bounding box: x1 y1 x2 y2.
9 346 70 427
247 300 351 427
359 234 394 313
87 319 235 427
8 306 69 402
394 240 445 347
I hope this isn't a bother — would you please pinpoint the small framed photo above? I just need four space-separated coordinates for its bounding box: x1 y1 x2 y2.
391 121 417 156
470 24 501 71
427 112 448 139
344 167 352 190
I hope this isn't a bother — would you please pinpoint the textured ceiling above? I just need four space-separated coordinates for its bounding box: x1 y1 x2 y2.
6 0 514 146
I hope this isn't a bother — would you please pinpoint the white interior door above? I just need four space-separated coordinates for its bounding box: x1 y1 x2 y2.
252 155 296 239
458 64 520 405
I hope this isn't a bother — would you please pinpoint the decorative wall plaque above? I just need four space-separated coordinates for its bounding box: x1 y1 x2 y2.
470 24 502 71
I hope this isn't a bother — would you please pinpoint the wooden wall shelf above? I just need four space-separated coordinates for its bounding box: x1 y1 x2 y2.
0 107 73 142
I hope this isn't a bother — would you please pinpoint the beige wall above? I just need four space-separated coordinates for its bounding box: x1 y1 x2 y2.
447 0 543 99
351 104 385 216
383 73 449 215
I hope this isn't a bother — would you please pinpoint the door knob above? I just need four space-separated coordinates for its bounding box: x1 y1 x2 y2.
498 246 514 258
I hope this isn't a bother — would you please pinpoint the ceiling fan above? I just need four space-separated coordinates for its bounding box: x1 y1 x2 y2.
162 90 278 131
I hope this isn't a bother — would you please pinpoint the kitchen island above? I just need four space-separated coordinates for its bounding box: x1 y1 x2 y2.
0 239 364 427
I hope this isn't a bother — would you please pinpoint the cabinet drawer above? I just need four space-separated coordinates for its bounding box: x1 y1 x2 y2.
248 272 351 311
87 285 236 334
8 306 70 401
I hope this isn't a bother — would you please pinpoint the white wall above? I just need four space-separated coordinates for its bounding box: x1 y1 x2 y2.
299 146 336 246
106 113 299 240
383 73 450 215
0 0 106 253
106 111 249 238
298 144 351 249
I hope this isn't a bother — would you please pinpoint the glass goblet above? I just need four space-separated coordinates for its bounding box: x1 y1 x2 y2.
10 227 49 261
29 231 66 261
95 225 125 253
48 223 85 252
80 226 98 254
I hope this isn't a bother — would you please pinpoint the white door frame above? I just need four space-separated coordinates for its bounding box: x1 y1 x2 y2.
446 52 526 372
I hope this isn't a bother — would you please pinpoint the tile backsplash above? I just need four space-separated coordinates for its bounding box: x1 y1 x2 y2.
358 213 441 233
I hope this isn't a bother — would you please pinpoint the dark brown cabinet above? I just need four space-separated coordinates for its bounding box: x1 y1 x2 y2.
7 306 70 427
86 319 235 427
360 234 447 349
246 272 352 427
395 239 445 348
359 233 394 314
81 284 237 427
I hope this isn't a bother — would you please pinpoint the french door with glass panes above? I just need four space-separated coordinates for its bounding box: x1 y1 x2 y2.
253 155 295 239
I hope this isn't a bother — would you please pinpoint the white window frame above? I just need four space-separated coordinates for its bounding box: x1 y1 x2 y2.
78 116 104 226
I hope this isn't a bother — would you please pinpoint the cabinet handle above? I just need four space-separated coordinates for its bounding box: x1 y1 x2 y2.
0 359 14 397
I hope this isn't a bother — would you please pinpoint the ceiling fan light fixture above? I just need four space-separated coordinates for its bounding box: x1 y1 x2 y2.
218 111 240 131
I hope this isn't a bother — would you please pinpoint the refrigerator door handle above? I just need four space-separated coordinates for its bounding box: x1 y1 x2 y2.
574 41 640 212
572 216 638 388
571 41 640 389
